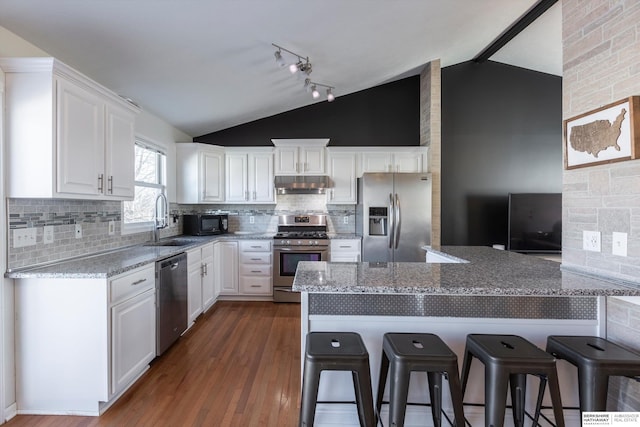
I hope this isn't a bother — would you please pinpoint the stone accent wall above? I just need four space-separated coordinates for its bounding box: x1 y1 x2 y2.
421 59 442 247
563 0 640 412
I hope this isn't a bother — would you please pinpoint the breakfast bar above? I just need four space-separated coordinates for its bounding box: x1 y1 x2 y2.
292 246 640 427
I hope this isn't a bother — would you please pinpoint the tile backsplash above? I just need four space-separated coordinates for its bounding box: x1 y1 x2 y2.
7 195 355 270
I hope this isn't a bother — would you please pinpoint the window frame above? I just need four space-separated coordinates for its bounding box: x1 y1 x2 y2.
122 139 167 235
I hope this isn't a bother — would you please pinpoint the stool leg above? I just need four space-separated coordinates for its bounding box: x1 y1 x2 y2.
427 372 443 427
509 374 527 427
546 369 565 427
532 375 547 427
376 351 390 418
485 365 509 427
445 367 466 427
353 362 376 427
579 366 609 412
460 350 473 398
299 359 321 427
389 359 410 427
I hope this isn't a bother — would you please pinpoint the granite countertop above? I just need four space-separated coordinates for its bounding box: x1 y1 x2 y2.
292 246 640 296
327 233 361 239
7 232 274 279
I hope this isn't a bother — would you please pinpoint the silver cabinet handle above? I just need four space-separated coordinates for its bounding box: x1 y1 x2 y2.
131 278 147 286
250 258 261 261
250 245 261 248
108 176 113 194
251 270 261 273
250 285 261 288
98 174 104 192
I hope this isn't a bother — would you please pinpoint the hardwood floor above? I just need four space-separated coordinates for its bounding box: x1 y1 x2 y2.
5 301 302 427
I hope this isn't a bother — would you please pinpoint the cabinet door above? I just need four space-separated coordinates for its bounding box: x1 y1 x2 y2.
201 150 224 202
249 153 274 203
105 104 135 199
111 288 156 395
187 250 203 324
212 242 222 299
300 146 325 174
327 152 357 204
201 244 215 311
56 78 105 196
361 152 393 173
225 153 249 202
394 151 423 173
219 241 239 295
274 146 299 175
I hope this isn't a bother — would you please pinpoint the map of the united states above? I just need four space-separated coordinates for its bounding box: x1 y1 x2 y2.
569 108 626 158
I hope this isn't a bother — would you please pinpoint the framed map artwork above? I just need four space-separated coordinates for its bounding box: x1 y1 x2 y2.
564 96 640 169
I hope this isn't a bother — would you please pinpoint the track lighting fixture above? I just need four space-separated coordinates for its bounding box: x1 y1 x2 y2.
272 43 336 103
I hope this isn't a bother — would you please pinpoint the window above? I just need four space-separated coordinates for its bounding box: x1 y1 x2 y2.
123 141 166 234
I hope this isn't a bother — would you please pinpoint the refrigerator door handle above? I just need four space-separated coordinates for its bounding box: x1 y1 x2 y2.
395 193 401 249
388 193 394 249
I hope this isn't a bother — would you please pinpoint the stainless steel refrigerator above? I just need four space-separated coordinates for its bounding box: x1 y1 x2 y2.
356 173 431 262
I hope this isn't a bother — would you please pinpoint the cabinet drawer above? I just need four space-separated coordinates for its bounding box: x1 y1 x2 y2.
330 240 361 251
239 240 272 252
240 252 271 264
239 276 271 294
240 265 271 276
110 265 155 305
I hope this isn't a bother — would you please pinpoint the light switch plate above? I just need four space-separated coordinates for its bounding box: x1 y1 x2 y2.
43 225 54 244
75 223 83 239
583 230 601 252
108 221 115 236
612 232 628 257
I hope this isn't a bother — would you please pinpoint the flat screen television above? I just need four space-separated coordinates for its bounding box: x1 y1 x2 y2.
508 193 562 253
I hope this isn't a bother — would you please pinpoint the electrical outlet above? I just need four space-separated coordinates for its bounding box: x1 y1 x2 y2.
12 228 37 248
612 232 628 257
343 216 349 224
108 221 115 236
43 226 54 244
583 230 601 252
75 223 83 239
249 216 255 224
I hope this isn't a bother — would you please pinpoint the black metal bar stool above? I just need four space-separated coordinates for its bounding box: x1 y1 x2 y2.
543 335 640 412
299 332 376 427
460 334 565 427
375 333 466 427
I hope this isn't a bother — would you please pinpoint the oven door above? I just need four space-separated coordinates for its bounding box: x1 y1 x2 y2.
273 246 328 300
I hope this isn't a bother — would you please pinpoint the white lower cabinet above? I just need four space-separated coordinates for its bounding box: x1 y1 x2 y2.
14 263 156 415
239 240 272 296
187 243 216 326
330 239 361 262
218 240 239 295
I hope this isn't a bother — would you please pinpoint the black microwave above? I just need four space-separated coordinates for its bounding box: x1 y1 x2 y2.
183 214 228 236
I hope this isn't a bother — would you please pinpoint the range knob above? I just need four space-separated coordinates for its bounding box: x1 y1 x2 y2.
297 240 302 245
313 240 319 245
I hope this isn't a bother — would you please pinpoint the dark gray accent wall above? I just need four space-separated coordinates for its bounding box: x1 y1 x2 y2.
194 77 420 147
441 61 562 246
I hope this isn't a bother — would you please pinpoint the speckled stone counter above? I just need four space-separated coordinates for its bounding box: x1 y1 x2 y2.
6 233 274 279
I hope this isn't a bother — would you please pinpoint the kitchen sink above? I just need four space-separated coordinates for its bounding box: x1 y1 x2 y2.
144 238 195 247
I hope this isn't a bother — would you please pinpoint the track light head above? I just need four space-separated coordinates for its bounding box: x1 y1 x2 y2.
289 61 302 74
304 78 312 92
274 50 285 67
326 88 335 102
311 85 320 99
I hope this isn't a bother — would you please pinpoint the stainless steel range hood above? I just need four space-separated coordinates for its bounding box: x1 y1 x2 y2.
274 175 331 195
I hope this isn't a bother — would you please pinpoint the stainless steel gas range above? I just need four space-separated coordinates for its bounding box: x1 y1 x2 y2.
272 214 329 303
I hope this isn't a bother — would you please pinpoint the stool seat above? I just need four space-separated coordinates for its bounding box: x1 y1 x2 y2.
376 333 465 427
300 332 375 427
546 335 640 412
461 334 565 427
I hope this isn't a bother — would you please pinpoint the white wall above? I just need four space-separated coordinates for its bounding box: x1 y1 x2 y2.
0 24 190 421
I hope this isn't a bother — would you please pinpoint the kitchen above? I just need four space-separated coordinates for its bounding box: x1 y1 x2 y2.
1 1 640 426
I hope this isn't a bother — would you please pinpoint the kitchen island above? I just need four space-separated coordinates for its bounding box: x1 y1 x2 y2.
292 246 640 427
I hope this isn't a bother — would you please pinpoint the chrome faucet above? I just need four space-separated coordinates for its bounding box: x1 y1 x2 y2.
154 193 168 242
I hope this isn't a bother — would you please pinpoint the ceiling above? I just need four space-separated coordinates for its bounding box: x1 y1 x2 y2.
0 1 561 138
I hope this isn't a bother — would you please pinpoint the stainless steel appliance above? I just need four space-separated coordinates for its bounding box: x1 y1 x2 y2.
156 253 188 356
356 173 432 262
183 213 228 236
273 214 329 303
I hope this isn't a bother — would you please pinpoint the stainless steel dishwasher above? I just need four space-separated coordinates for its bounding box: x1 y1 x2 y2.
156 252 188 356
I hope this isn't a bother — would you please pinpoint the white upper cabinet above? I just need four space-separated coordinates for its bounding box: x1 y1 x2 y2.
326 150 358 204
176 143 225 204
0 57 139 200
272 139 328 175
225 148 274 204
360 147 428 174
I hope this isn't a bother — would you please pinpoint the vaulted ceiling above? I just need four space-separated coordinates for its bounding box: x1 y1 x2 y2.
0 0 561 137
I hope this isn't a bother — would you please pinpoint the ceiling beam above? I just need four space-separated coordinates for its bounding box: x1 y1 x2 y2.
473 0 558 63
